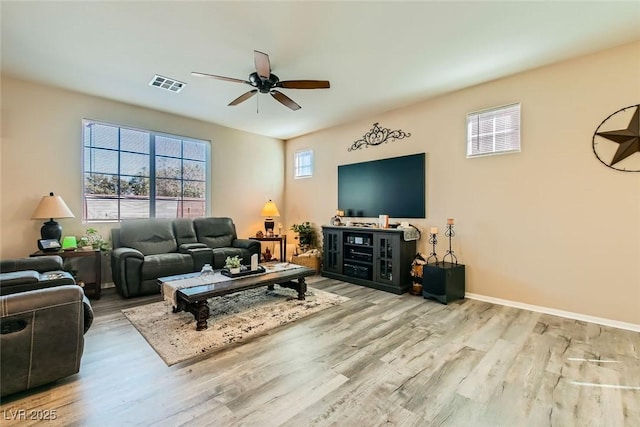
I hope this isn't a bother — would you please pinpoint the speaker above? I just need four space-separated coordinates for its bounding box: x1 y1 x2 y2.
422 263 465 304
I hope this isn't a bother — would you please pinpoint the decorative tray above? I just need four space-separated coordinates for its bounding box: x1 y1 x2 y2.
220 265 266 278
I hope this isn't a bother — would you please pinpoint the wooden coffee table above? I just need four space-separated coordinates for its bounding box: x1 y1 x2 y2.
158 265 315 331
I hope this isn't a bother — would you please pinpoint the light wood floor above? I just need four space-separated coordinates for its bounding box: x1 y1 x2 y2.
1 277 639 426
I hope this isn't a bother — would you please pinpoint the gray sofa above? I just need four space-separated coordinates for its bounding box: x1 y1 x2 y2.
0 256 93 397
110 217 260 298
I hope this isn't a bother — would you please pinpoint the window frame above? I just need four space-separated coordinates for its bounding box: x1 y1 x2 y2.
294 149 314 179
82 119 211 223
466 102 521 158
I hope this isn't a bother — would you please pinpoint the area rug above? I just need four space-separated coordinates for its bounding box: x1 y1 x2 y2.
122 286 348 366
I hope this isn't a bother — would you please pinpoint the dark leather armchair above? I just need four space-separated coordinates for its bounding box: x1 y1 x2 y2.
0 256 75 295
0 257 93 397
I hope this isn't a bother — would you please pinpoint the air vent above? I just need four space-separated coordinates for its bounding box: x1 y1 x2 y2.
149 75 186 93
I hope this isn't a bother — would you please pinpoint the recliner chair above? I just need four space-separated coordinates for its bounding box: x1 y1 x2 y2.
0 256 93 397
0 256 75 295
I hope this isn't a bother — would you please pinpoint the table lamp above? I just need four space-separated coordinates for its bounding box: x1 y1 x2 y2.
260 200 280 236
31 192 75 242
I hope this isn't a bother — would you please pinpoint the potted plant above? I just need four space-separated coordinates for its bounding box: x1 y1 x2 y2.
79 228 110 250
290 222 321 272
291 222 317 253
224 255 242 274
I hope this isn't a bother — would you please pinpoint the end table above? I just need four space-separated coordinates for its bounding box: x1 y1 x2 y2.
30 249 102 299
422 262 465 304
249 235 287 262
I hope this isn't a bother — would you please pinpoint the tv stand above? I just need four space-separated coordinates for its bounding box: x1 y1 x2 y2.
321 226 416 294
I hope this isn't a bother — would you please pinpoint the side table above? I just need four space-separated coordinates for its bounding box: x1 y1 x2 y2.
30 249 102 299
249 235 287 262
422 262 465 304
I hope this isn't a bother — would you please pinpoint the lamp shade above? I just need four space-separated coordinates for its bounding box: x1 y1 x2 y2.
31 192 75 220
260 200 280 218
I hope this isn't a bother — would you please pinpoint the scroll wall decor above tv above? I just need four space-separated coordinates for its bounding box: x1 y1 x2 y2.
348 122 411 151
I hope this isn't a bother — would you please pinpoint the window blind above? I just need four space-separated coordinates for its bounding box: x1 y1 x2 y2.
467 103 521 157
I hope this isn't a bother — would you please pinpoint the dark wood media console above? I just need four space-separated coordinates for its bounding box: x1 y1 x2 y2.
321 226 416 294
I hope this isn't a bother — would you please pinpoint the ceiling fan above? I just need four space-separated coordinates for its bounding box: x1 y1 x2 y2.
192 50 330 111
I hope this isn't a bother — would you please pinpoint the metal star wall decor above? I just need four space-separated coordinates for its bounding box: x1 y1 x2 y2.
348 122 411 151
592 104 640 172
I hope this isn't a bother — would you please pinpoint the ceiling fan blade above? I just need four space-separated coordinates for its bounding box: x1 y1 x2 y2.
254 50 271 79
271 90 301 111
228 90 258 106
191 71 249 85
277 80 331 89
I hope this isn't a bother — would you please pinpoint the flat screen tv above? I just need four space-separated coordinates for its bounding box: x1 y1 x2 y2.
338 153 425 218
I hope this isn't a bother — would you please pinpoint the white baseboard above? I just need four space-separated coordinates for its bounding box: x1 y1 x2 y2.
465 292 640 333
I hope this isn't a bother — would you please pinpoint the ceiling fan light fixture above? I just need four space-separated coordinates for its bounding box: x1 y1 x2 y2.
149 75 186 93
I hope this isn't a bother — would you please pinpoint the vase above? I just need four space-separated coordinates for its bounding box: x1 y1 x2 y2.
229 267 241 274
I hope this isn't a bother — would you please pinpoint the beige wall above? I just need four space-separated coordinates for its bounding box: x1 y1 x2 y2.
285 41 640 325
0 77 285 259
2 43 638 325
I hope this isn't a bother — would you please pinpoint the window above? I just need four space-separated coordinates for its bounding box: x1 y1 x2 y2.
467 103 521 158
294 149 313 178
83 120 209 222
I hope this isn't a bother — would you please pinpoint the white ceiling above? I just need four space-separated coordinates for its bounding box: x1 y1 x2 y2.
2 1 639 140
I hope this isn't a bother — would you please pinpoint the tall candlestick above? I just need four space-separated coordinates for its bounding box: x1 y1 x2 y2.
443 222 458 265
426 231 439 265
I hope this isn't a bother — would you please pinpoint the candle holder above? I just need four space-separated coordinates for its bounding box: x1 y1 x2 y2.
443 223 458 265
426 232 439 265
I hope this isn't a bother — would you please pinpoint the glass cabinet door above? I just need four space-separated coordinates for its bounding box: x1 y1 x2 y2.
323 230 342 273
376 235 395 283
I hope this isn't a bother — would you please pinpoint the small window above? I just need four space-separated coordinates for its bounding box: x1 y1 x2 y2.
294 149 313 178
467 103 521 158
